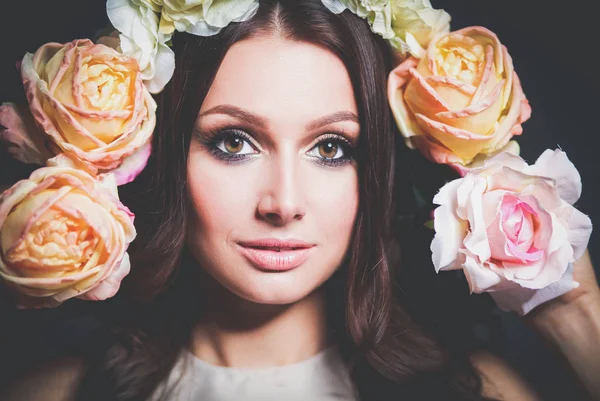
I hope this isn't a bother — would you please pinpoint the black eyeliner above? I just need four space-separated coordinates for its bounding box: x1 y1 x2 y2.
197 127 258 164
195 127 356 167
311 132 356 167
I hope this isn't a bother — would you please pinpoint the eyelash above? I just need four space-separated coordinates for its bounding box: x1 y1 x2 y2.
196 127 356 167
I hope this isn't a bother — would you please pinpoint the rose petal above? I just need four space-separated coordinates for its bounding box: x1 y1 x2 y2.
412 135 464 166
511 240 572 289
527 149 582 205
432 176 461 206
435 79 505 136
431 204 468 271
320 0 347 14
487 72 529 150
462 177 491 262
0 102 53 165
413 113 492 162
452 140 520 176
388 57 423 144
1 186 72 258
203 0 259 28
454 173 479 220
481 151 528 172
566 208 593 261
405 67 451 115
462 255 505 293
490 263 579 315
110 141 152 185
481 189 506 227
144 42 175 94
76 252 130 301
0 265 102 290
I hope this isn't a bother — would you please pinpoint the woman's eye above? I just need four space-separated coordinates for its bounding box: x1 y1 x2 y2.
216 133 256 155
308 140 346 160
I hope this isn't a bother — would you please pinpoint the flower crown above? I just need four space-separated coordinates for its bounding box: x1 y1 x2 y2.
0 0 592 315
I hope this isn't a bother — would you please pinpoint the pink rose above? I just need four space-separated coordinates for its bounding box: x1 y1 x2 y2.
431 150 592 315
388 27 531 172
0 39 156 185
0 156 136 307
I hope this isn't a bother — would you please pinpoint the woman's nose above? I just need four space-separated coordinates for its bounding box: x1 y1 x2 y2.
256 154 306 226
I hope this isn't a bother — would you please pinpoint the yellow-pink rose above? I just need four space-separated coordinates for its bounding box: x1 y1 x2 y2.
0 39 156 185
0 156 136 307
388 26 531 172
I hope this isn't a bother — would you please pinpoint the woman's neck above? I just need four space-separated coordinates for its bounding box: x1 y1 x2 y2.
190 284 331 368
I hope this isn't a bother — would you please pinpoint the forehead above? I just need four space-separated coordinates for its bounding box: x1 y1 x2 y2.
201 35 357 122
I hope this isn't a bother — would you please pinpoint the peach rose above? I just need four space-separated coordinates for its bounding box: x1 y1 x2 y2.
0 39 156 185
0 156 136 307
388 26 531 172
431 150 592 315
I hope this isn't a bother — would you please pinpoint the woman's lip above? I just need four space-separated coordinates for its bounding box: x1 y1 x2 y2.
236 243 314 272
237 239 314 249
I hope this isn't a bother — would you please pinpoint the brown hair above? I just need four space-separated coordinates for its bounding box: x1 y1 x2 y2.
76 1 497 400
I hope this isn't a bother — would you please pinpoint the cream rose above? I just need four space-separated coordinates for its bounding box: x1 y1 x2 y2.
105 0 176 94
321 0 394 39
388 27 531 173
431 150 592 315
321 0 448 54
144 0 260 36
388 0 451 57
0 39 156 185
0 156 136 307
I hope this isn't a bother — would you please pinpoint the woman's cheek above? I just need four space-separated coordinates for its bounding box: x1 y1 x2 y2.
306 164 359 246
186 149 267 251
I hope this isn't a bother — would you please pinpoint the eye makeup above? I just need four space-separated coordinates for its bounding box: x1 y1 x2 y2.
306 132 355 168
193 126 357 167
194 126 260 164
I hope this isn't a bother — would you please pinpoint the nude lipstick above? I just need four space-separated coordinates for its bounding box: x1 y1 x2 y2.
237 238 315 272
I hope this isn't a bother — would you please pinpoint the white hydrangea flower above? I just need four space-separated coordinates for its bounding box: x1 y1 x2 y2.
106 0 175 94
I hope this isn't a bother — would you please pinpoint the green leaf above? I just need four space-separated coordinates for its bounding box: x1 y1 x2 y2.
423 219 434 230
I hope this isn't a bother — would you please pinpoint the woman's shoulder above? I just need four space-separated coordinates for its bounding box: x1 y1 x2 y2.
0 356 86 401
470 350 542 401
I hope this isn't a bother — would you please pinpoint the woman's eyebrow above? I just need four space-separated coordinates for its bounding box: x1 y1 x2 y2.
199 104 358 131
306 111 359 130
199 104 268 128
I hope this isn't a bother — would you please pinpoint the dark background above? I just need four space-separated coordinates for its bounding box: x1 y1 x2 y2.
0 1 598 400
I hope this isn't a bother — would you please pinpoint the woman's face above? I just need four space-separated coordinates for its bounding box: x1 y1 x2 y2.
186 35 360 305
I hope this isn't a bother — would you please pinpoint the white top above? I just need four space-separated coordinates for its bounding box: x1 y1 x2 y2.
150 346 359 401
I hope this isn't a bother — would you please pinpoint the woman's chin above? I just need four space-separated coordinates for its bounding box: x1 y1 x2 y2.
215 269 325 306
231 278 317 306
